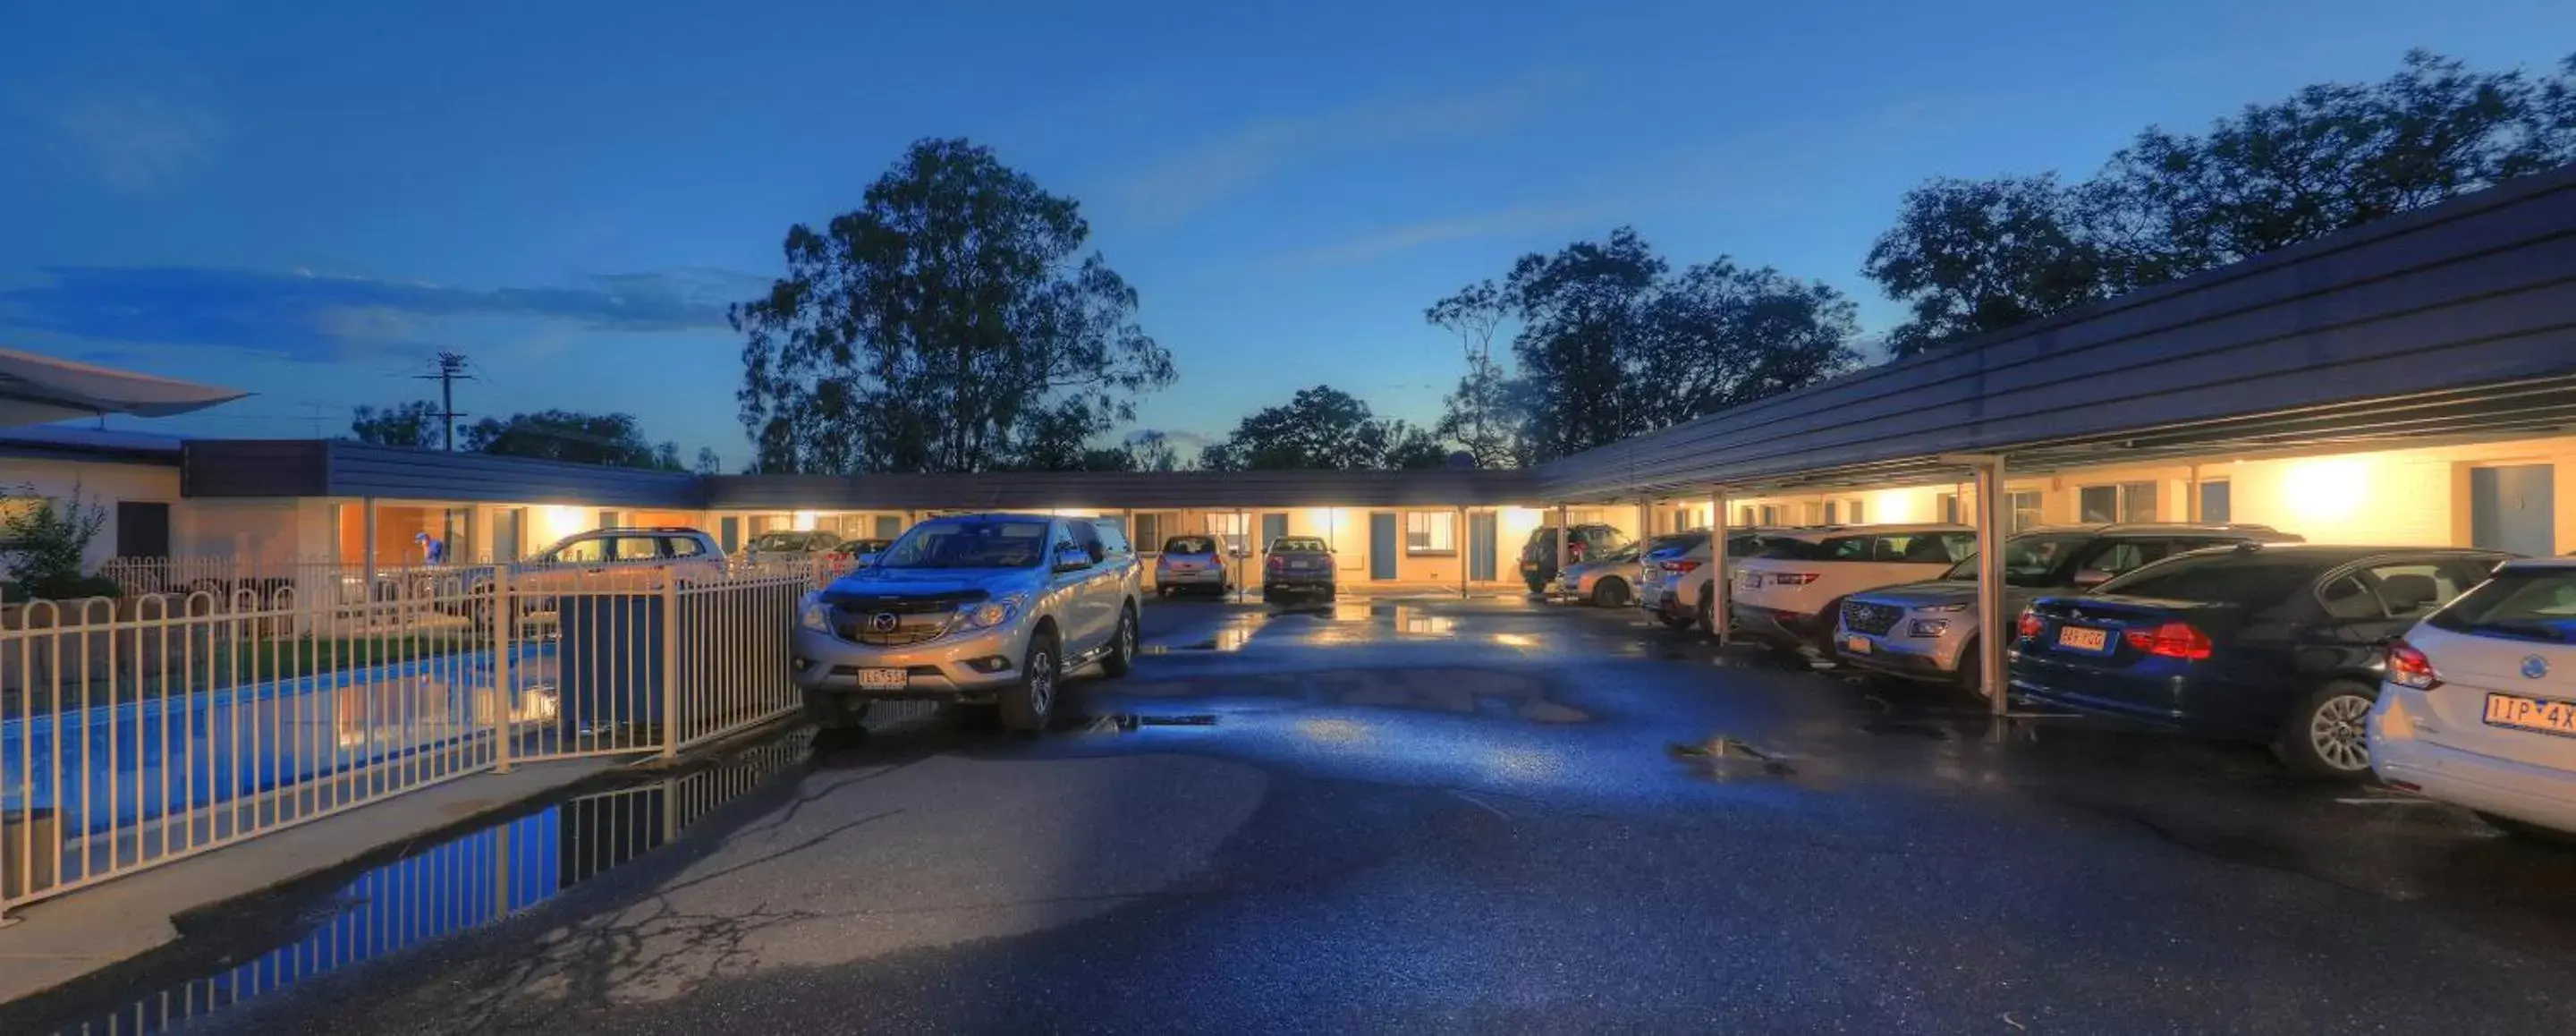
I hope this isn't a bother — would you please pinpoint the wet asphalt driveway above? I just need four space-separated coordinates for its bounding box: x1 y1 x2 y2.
15 594 2576 1033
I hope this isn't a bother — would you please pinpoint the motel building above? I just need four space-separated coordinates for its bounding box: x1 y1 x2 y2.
4 163 2574 709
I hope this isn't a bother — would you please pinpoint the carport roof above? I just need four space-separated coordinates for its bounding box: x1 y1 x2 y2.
1532 164 2576 500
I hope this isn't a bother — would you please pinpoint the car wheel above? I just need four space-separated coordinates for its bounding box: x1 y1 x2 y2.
1697 586 1716 637
999 628 1062 733
1591 578 1630 609
2274 682 2377 778
2476 812 2576 845
1099 603 1138 678
804 689 871 731
1953 639 1986 699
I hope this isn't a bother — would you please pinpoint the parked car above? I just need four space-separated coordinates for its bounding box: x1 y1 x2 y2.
837 537 895 565
464 526 728 623
1730 524 1979 651
1519 524 1631 593
1154 535 1231 598
792 513 1142 733
2372 557 2576 838
2011 543 2512 777
1560 540 1647 607
1640 529 1791 632
1835 523 2301 692
1261 536 1337 604
743 530 843 564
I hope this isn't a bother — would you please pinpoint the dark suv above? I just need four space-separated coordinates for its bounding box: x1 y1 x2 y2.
1519 524 1631 593
1836 523 2300 692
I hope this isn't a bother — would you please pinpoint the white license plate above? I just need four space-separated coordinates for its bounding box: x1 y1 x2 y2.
1843 635 1872 655
2485 693 2576 737
2056 626 2110 652
858 668 908 691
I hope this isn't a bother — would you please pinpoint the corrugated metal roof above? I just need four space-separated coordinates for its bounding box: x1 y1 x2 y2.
706 468 1540 510
182 440 708 506
1532 164 2576 499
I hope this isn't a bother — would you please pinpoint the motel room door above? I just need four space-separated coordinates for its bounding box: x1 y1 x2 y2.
1468 512 1497 582
1368 513 1399 582
2471 464 2556 556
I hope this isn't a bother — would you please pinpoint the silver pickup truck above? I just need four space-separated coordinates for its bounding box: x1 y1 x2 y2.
791 514 1143 733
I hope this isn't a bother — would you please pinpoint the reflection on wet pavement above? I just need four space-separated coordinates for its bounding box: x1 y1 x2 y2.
24 735 813 1036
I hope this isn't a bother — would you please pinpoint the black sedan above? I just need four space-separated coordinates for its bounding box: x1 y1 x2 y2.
2009 543 2513 777
1261 536 1337 604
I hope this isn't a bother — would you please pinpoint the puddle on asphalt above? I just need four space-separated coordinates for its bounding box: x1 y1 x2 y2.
1668 735 1800 780
1056 711 1223 734
23 734 813 1036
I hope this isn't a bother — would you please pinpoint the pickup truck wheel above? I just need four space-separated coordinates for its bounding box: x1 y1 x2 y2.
999 630 1062 732
804 689 871 731
1099 604 1138 678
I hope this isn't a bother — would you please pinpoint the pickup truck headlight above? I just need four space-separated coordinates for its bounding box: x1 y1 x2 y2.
798 594 831 633
959 595 1024 631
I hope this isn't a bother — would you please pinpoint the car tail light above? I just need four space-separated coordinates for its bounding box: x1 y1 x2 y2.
1660 559 1704 575
1768 573 1821 586
2123 621 2214 660
2386 638 2441 690
1267 555 1286 572
2015 609 2045 639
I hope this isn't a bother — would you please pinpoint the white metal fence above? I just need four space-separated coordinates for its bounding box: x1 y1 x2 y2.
2 559 817 921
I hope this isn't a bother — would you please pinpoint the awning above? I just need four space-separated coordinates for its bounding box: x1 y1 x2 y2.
0 345 249 427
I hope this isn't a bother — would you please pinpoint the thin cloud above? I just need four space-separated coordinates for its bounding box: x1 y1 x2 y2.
1275 204 1604 268
41 94 224 191
0 266 745 363
1119 70 1578 227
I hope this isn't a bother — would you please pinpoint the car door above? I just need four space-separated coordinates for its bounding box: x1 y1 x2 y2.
1050 521 1110 653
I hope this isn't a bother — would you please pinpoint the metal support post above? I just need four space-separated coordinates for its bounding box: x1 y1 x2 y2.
1553 505 1570 602
490 563 514 774
659 571 682 760
1708 488 1729 642
1973 456 2011 715
360 497 379 607
1456 506 1469 599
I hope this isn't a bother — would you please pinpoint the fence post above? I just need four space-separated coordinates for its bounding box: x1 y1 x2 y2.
490 564 514 775
659 569 682 760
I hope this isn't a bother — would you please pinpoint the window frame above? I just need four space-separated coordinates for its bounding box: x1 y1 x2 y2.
1404 511 1458 556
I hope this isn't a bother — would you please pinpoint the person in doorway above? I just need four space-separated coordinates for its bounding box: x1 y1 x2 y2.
415 531 447 565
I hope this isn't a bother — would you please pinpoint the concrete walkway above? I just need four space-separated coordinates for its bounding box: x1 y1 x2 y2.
0 756 622 1006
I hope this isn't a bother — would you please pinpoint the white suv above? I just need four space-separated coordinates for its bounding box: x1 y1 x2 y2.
2372 557 2576 840
1729 523 1977 651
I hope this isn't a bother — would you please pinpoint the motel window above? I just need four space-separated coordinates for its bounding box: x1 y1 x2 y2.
2009 491 2043 533
1207 513 1249 556
1847 499 1865 524
2199 480 2232 523
597 510 621 530
1406 512 1456 555
2080 482 2158 524
1134 513 1165 553
1939 493 1961 524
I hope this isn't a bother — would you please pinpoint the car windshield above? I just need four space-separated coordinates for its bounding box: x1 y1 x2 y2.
872 519 1051 569
2090 554 2319 605
1942 532 2095 586
748 532 824 551
1163 536 1216 555
1272 538 1329 553
2427 567 2576 642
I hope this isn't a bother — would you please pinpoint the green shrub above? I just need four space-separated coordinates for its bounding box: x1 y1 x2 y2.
1 483 115 601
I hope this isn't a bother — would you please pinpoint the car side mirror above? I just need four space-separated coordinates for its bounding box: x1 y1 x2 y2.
2073 569 2114 589
1055 548 1093 573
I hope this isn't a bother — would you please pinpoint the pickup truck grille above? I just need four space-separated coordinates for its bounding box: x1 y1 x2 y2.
1842 600 1904 636
833 607 955 647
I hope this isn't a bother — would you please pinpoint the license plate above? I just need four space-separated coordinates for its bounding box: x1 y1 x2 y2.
2055 626 2110 652
2485 693 2576 737
1843 635 1872 655
858 668 908 691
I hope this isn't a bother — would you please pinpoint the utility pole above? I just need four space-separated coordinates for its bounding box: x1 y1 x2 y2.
415 352 473 451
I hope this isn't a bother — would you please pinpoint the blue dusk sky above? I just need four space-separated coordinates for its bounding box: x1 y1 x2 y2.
3 1 2571 465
